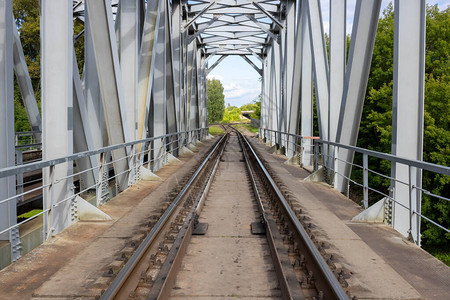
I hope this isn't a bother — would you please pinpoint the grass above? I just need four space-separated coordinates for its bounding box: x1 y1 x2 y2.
17 209 43 220
209 125 225 136
239 123 259 133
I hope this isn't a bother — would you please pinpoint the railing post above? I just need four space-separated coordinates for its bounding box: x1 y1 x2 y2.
15 150 24 202
408 165 414 242
363 153 369 209
314 140 319 171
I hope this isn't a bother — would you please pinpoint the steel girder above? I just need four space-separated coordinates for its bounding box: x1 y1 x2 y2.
41 0 74 237
0 0 20 262
1 0 427 250
391 0 426 243
334 0 382 193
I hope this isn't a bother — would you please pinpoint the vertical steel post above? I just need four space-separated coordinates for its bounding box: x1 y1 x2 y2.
391 0 425 244
300 5 313 167
314 141 319 172
0 0 20 262
363 153 369 209
41 0 74 237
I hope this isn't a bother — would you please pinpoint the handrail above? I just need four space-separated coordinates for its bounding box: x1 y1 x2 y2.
262 128 450 176
0 128 208 178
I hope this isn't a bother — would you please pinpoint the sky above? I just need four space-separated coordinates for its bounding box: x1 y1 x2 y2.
206 0 449 108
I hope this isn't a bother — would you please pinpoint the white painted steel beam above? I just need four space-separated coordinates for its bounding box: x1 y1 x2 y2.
137 0 161 142
328 0 346 143
306 0 329 141
391 0 425 244
85 0 130 192
334 0 382 193
240 55 262 76
41 0 74 237
300 4 314 166
119 0 139 141
284 0 296 157
0 0 20 262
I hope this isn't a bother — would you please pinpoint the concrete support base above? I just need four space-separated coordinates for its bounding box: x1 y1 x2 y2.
77 196 112 221
304 166 326 182
284 154 301 166
352 198 386 223
187 143 197 152
180 146 194 155
166 153 182 165
139 166 162 181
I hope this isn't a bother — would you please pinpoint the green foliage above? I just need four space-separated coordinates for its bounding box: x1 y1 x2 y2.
353 4 450 255
12 0 84 133
222 106 241 123
240 124 259 133
209 125 225 136
207 79 225 124
240 101 261 119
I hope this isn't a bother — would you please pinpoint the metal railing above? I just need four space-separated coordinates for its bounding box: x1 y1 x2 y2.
260 128 450 244
0 128 209 248
15 131 42 150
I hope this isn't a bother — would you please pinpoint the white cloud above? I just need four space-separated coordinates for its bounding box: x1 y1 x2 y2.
223 79 261 105
207 74 224 81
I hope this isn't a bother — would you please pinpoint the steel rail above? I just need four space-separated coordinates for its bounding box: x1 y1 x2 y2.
147 133 228 300
240 131 349 299
236 129 305 300
99 133 227 300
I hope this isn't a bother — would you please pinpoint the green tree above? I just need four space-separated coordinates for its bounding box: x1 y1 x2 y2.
206 79 225 124
222 106 241 123
353 3 449 259
13 0 85 133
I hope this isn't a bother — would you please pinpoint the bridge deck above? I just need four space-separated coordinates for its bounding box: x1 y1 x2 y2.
0 134 448 299
248 137 450 300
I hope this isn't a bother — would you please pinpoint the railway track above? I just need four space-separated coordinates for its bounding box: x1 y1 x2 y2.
99 127 349 300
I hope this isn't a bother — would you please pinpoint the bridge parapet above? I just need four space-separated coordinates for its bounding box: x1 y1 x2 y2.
261 128 450 246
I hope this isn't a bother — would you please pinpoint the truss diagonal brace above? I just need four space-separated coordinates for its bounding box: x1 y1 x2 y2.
206 55 226 75
246 47 263 62
252 1 283 29
184 1 216 31
240 55 262 75
246 14 278 43
188 16 219 44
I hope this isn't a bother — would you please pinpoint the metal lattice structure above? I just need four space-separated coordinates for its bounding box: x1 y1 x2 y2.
1 0 444 268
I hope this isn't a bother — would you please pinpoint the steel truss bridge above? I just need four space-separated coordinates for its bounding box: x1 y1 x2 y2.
0 0 448 268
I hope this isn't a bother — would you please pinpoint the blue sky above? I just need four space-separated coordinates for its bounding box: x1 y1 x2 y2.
207 0 449 108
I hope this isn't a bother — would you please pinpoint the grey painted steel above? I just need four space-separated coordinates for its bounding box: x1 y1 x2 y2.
84 9 105 151
73 52 97 190
12 24 42 142
151 0 168 171
240 55 262 76
328 0 346 143
85 0 130 191
391 0 426 243
300 6 314 167
285 0 297 158
206 55 226 75
306 0 329 141
262 129 450 177
0 130 207 179
119 0 139 141
137 0 161 142
0 0 20 263
334 0 382 193
41 0 74 237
